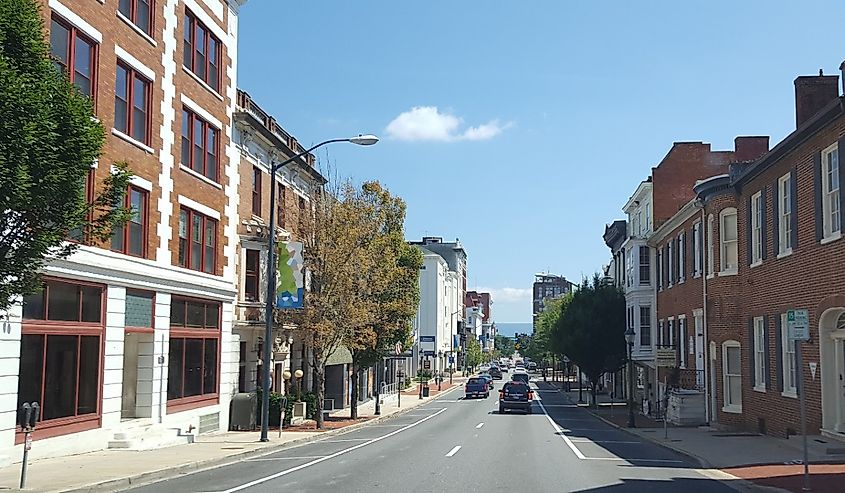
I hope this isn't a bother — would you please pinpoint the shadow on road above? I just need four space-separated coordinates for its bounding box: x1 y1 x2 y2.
571 477 740 493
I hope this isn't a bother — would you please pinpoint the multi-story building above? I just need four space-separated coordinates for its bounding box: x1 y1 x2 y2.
532 274 574 329
467 291 495 352
230 91 329 403
694 71 845 438
411 247 461 377
1 0 247 462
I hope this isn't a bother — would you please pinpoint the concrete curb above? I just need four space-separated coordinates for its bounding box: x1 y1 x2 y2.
57 384 462 493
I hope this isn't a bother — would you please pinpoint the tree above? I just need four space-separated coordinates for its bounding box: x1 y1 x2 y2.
0 0 131 309
345 182 421 420
494 334 515 357
554 274 626 407
465 338 483 371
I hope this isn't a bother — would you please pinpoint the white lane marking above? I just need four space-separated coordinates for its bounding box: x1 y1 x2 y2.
445 445 462 457
216 408 448 493
475 422 484 429
569 439 640 444
246 456 326 461
536 398 586 460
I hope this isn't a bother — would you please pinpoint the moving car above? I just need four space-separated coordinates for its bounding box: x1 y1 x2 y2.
488 366 503 379
498 381 533 414
527 361 538 371
478 373 494 388
464 377 490 399
511 370 530 386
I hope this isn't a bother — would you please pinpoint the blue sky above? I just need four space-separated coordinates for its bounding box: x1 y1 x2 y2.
238 1 845 322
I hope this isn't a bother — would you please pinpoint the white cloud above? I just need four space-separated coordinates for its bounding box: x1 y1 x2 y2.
384 106 510 142
476 287 532 304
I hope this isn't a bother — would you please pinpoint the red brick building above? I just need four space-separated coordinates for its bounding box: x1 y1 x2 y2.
696 72 845 438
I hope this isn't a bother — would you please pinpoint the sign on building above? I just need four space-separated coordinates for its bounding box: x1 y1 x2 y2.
787 309 810 341
276 241 304 309
656 348 676 367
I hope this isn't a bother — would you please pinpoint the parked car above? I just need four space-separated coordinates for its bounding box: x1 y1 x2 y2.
488 366 503 379
498 381 533 414
511 370 530 386
464 377 490 399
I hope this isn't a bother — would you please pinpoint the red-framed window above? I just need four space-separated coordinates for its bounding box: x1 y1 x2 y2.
183 10 220 92
18 279 104 433
178 207 217 274
244 249 259 302
114 62 151 145
168 298 220 408
252 167 262 216
110 185 148 257
118 0 153 36
50 14 97 101
181 108 219 182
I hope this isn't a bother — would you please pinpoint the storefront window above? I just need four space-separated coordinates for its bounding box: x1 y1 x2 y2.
167 297 220 407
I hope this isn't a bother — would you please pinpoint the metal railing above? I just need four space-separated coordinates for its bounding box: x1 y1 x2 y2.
678 368 705 391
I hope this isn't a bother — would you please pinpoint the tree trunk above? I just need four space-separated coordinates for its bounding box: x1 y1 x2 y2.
350 361 359 420
314 365 325 429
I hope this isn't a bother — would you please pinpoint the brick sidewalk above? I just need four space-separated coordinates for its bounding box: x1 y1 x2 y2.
725 463 845 493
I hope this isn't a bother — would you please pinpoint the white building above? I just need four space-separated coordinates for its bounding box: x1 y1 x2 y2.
620 178 658 413
411 247 460 377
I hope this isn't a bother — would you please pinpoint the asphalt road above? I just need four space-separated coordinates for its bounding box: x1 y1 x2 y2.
124 376 740 493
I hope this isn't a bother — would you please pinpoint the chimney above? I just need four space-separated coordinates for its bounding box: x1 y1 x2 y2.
734 136 769 162
794 71 839 128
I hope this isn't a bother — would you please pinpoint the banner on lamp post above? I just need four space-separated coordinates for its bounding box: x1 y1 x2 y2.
275 241 304 309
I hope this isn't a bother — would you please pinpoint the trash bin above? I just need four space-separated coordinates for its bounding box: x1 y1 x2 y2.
422 386 430 397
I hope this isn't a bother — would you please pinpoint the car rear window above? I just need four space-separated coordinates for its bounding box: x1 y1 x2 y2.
468 378 484 384
503 382 529 392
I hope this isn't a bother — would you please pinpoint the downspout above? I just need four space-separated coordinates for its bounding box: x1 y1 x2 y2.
697 200 711 425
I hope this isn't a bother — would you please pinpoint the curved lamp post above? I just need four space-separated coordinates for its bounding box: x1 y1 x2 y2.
625 326 636 428
260 135 379 442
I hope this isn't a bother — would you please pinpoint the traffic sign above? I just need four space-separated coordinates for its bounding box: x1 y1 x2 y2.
787 309 810 341
423 360 431 370
423 350 435 357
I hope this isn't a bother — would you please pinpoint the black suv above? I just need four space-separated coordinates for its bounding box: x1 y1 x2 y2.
488 366 503 379
498 381 532 414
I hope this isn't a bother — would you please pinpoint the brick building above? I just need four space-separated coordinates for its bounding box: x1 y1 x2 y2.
1 0 247 463
695 71 845 438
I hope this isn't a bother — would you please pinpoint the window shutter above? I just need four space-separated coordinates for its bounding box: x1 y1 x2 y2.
839 139 845 233
760 187 768 260
814 151 824 241
772 180 780 257
763 315 771 389
748 318 756 388
775 315 783 392
746 195 754 265
790 168 798 249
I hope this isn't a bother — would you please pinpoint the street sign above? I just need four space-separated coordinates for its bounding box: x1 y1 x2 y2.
448 356 454 364
423 360 431 370
787 309 810 341
423 350 435 357
419 335 435 343
656 348 676 367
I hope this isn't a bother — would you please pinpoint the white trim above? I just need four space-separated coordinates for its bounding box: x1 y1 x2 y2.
116 10 157 47
183 65 224 101
178 195 221 220
751 191 763 264
718 269 738 277
778 172 792 255
722 340 742 411
781 390 798 399
722 405 742 414
776 249 793 260
750 260 763 269
49 0 103 42
820 231 842 245
821 142 841 240
129 175 154 192
180 93 223 129
111 128 155 154
115 44 156 82
753 317 766 392
184 0 228 42
719 207 738 273
179 164 224 189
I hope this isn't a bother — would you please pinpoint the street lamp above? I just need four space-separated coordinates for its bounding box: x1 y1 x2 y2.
624 326 636 428
259 134 379 442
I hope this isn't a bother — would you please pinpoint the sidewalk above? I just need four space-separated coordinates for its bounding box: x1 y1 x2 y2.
553 383 845 492
0 381 462 493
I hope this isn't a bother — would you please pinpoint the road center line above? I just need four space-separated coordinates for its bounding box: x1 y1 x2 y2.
445 445 462 457
536 398 586 460
216 407 448 493
475 422 484 429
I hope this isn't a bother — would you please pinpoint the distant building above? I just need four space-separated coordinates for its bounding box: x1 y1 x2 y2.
532 274 575 329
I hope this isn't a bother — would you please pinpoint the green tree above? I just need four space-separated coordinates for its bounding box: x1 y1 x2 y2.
555 274 626 407
465 338 483 371
494 335 515 357
0 0 130 309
